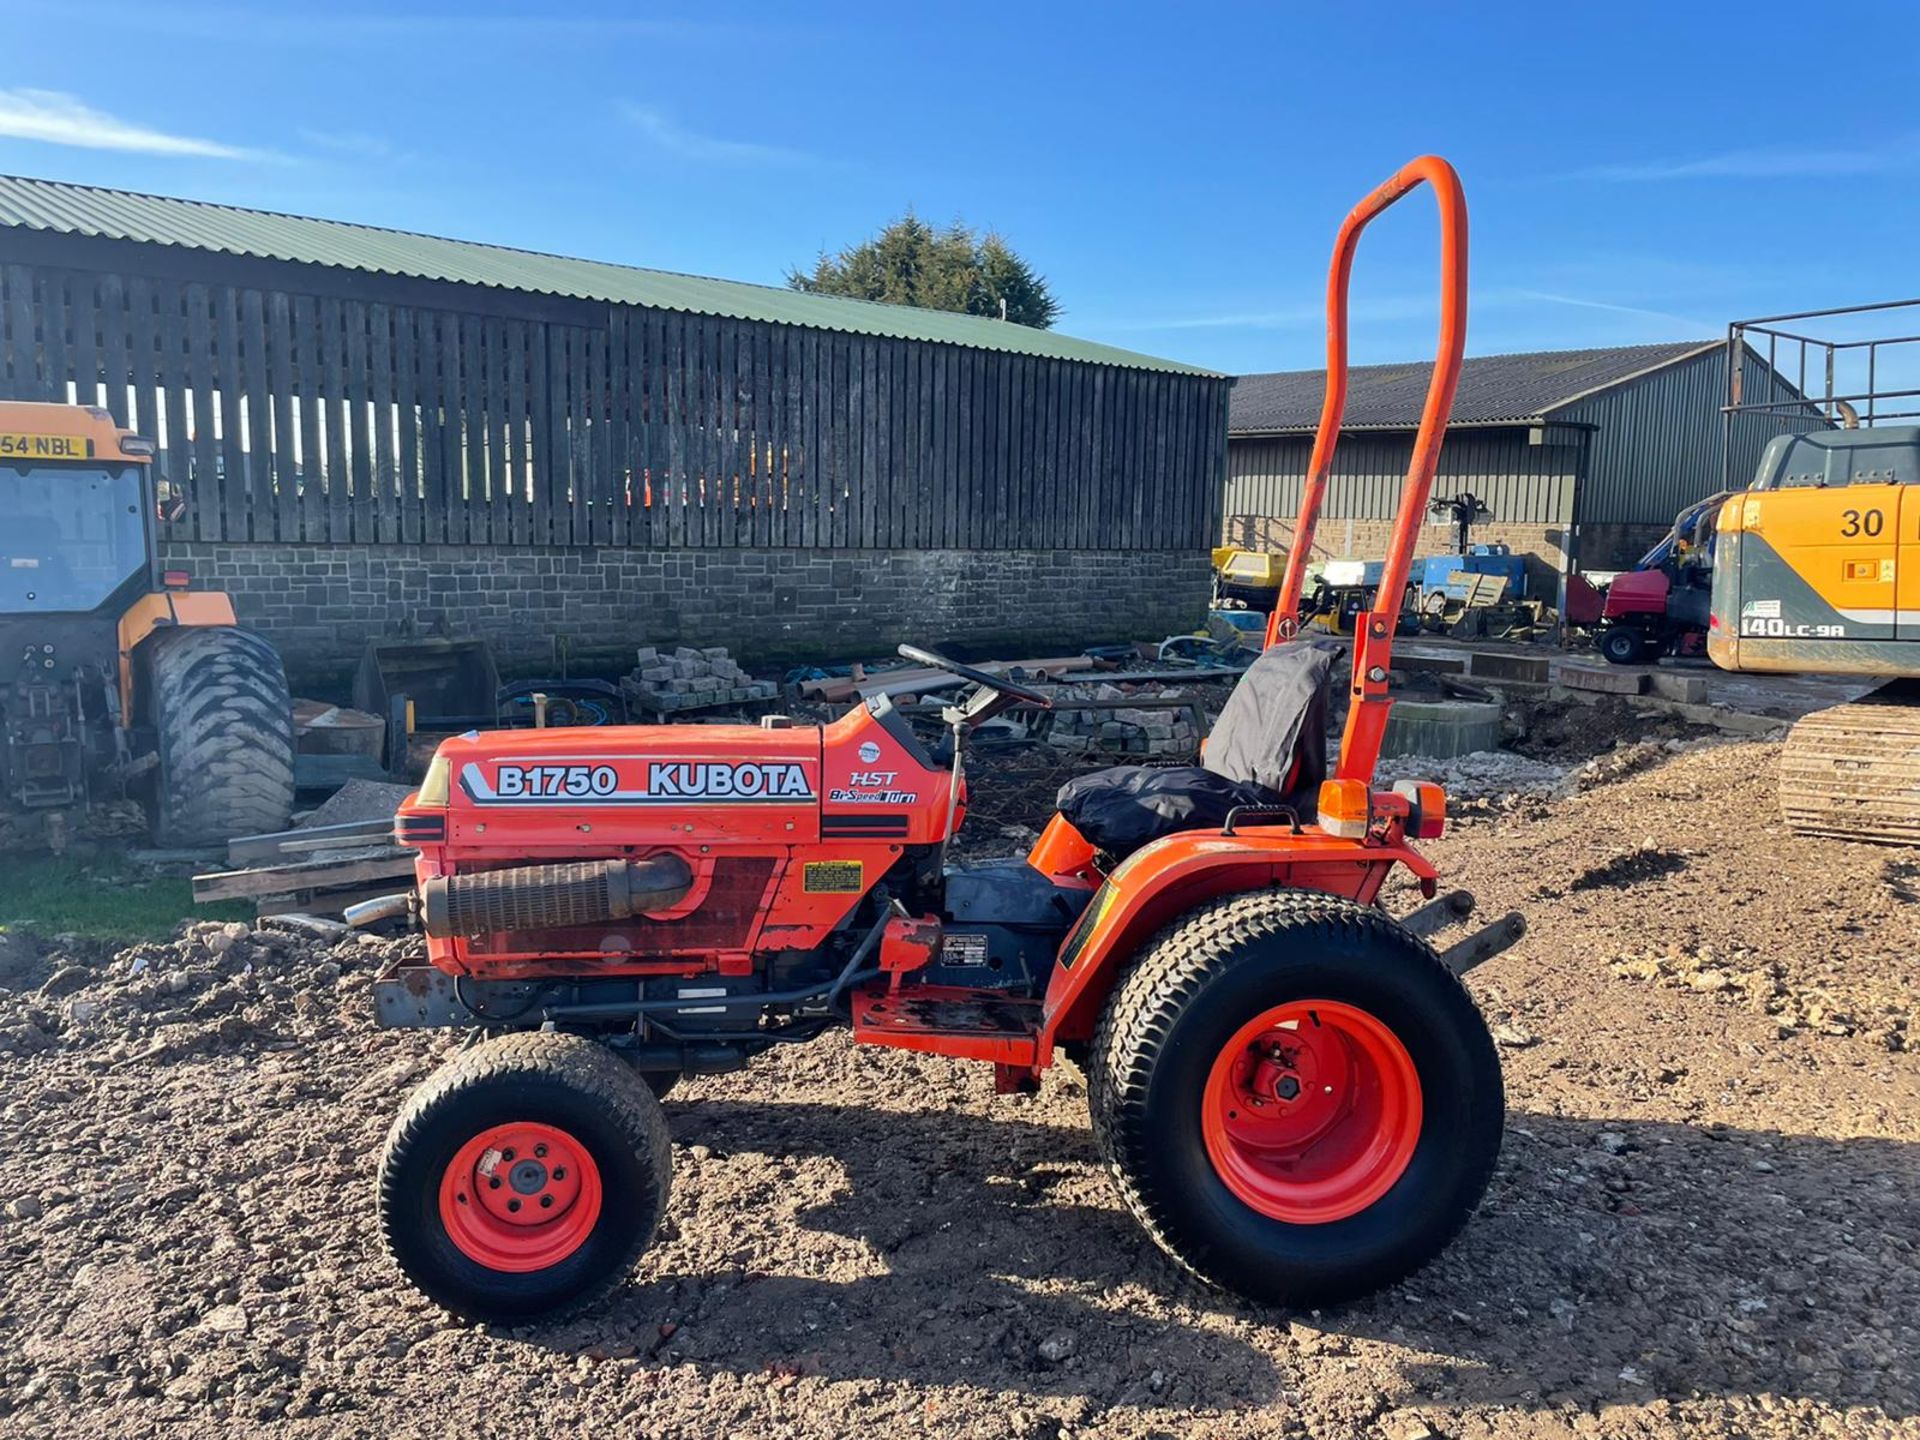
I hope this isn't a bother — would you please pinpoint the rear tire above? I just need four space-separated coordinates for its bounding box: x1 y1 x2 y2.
1598 627 1647 666
379 1032 673 1325
147 626 295 847
1088 890 1503 1307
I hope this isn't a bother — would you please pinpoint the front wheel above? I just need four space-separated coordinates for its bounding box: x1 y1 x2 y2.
379 1032 673 1324
1598 626 1648 666
1088 890 1503 1307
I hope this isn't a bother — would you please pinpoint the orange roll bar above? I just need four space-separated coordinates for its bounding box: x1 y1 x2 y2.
1261 155 1469 784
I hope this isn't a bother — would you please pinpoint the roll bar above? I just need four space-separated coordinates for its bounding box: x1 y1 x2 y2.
1260 155 1469 784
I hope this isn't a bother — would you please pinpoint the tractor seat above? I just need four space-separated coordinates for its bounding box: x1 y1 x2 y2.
1054 641 1339 858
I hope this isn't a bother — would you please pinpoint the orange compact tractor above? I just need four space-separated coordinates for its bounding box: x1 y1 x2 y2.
361 157 1524 1324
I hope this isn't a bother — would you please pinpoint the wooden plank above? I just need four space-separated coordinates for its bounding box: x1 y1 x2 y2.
746 321 767 547
645 307 668 549
713 318 736 546
97 273 131 426
804 326 826 548
479 316 506 547
501 318 528 546
193 850 416 903
461 308 488 546
393 307 422 546
182 284 221 541
605 313 630 549
292 294 325 544
662 314 685 549
239 290 273 543
126 274 158 442
540 324 565 546
213 288 249 539
316 296 350 544
153 281 194 531
368 302 398 545
227 817 393 866
524 318 549 546
2 266 36 398
587 323 613 546
66 272 99 410
702 315 725 549
266 292 298 542
445 311 473 545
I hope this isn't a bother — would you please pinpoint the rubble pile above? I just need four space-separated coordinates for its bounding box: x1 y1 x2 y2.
625 646 778 713
1044 682 1201 757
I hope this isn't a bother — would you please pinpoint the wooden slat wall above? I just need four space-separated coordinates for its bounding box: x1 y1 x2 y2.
0 260 1226 551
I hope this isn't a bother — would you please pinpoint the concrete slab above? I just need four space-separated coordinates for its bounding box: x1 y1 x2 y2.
1551 660 1647 695
1467 651 1553 685
1648 670 1710 704
1381 699 1504 760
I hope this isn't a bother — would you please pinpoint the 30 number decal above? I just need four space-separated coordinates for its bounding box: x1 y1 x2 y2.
1841 508 1885 538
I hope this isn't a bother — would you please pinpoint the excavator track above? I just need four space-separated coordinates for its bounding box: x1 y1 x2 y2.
1780 683 1920 844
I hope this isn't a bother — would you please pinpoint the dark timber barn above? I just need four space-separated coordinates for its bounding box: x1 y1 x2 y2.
0 175 1228 683
1224 341 1805 595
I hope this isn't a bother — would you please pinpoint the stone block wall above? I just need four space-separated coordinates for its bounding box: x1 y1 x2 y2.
159 542 1212 691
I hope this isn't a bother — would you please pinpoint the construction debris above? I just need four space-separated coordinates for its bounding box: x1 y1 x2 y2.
623 646 779 715
1043 682 1206 756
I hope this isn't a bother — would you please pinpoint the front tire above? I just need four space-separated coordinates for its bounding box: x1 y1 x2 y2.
147 626 295 846
1088 890 1502 1307
1598 626 1648 666
379 1032 673 1324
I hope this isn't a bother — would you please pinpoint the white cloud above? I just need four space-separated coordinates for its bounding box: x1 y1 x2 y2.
1573 140 1919 182
0 88 263 159
618 103 813 166
298 127 409 163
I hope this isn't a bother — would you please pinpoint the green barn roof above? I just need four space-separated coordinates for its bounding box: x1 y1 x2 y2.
0 174 1217 377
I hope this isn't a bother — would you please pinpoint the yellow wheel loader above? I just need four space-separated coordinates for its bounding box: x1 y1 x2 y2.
0 402 293 847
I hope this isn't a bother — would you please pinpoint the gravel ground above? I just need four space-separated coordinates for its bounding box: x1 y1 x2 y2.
1 739 1917 1439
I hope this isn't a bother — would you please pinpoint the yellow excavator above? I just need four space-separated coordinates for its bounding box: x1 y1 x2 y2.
1708 300 1920 843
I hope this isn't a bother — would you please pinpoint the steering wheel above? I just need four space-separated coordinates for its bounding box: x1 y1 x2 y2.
897 644 1054 709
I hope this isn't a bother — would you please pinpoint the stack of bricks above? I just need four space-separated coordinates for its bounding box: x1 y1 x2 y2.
626 645 779 713
1046 682 1201 757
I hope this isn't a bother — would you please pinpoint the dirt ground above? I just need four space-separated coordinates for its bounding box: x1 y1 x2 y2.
2 737 1917 1439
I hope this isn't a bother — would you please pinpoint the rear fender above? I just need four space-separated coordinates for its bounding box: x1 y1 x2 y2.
117 590 237 722
1038 829 1436 1053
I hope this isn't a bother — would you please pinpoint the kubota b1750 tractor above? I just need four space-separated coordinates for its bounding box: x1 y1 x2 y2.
359 157 1525 1325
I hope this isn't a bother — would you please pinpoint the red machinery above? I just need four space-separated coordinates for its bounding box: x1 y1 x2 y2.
362 157 1522 1325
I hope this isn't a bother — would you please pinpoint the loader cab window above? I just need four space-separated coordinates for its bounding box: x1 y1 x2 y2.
0 465 149 614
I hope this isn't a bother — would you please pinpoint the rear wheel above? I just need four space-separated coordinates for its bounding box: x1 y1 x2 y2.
1088 890 1502 1307
379 1032 673 1324
1598 626 1648 666
146 626 294 846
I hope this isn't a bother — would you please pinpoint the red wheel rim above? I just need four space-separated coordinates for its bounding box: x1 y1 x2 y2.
1201 999 1422 1224
438 1122 602 1272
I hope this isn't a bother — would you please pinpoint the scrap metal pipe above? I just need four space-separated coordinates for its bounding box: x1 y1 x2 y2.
422 855 694 939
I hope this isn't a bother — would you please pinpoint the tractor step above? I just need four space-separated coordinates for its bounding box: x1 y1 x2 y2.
851 984 1042 1065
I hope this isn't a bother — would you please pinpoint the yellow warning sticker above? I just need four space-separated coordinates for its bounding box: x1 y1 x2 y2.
803 860 864 893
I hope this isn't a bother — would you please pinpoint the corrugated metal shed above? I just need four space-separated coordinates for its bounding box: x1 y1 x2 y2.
0 173 1214 376
1230 341 1717 433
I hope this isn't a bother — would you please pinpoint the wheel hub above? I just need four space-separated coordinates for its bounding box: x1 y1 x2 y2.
1201 999 1423 1224
438 1122 602 1272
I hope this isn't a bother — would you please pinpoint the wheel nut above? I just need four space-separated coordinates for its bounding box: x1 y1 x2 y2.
1275 1076 1301 1100
488 1177 501 1190
507 1199 521 1213
552 1167 566 1181
540 1195 553 1209
501 1149 515 1162
534 1144 548 1158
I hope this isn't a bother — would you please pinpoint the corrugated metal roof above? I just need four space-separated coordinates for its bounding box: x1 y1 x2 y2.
1229 340 1721 433
0 174 1217 377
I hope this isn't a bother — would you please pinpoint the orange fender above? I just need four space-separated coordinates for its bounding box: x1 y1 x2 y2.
1037 826 1437 1054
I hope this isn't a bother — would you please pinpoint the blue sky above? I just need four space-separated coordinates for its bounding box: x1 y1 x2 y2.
3 0 1918 377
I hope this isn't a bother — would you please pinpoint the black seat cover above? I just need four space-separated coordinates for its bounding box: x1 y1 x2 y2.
1055 642 1340 857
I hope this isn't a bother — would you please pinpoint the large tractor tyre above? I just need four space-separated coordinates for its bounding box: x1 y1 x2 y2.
1598 626 1648 666
379 1031 673 1325
147 626 295 847
1087 889 1503 1309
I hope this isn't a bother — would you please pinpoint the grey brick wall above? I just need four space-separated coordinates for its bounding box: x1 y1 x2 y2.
159 542 1211 690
